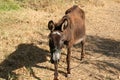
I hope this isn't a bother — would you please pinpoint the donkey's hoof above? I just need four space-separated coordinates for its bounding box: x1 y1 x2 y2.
80 58 83 61
80 57 85 61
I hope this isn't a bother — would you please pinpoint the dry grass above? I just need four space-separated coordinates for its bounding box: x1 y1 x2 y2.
0 0 120 80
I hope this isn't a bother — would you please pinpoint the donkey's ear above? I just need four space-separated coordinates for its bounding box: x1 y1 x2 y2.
61 19 68 31
48 20 55 31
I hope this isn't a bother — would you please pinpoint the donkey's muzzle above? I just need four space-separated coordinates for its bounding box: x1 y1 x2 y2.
50 58 60 64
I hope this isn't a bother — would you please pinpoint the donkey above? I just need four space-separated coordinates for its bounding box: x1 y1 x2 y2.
48 5 85 80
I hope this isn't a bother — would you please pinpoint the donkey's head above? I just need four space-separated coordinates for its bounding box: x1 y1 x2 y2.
48 19 69 63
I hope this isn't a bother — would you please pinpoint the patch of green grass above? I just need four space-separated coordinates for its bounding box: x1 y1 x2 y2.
0 1 20 11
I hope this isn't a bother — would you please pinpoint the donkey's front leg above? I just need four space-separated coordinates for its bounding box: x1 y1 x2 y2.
66 47 71 77
54 63 59 80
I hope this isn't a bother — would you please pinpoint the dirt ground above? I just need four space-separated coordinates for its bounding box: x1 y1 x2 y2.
0 0 120 80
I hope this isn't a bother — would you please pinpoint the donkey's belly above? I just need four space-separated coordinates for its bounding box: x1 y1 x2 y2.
74 37 84 44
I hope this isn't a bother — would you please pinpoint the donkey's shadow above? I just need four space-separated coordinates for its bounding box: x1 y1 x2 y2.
74 35 120 59
0 43 49 80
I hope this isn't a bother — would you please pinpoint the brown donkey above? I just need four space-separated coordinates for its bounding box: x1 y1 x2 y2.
48 5 85 80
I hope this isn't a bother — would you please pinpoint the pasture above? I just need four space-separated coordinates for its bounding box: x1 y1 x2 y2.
0 0 120 80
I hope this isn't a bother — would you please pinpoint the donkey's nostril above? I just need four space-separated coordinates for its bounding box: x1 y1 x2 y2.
50 58 60 64
50 58 54 64
58 59 60 62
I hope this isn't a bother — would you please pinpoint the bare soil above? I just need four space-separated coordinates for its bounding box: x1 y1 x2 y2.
0 0 120 80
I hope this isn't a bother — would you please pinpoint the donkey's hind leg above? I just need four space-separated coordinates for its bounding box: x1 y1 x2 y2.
80 39 85 60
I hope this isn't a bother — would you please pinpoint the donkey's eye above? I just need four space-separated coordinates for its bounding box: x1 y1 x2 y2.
61 39 64 41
